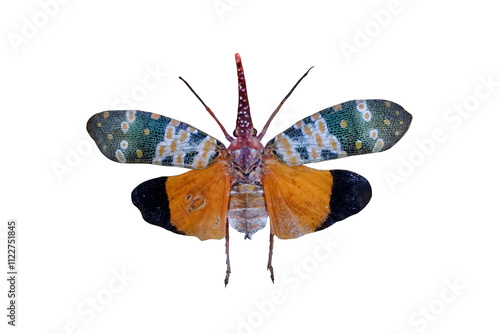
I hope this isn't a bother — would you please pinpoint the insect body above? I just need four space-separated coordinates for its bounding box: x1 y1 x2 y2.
87 54 412 285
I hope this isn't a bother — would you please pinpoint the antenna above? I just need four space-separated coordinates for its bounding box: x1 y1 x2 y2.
179 76 234 142
257 66 314 140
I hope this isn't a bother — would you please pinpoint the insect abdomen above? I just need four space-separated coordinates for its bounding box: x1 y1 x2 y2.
228 183 267 239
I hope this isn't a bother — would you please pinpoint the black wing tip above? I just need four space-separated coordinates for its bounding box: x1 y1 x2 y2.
382 99 413 122
86 114 104 149
86 113 99 135
316 170 372 231
86 111 112 140
131 176 184 235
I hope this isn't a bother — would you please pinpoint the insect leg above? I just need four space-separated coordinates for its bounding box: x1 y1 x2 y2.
267 232 275 283
224 218 231 287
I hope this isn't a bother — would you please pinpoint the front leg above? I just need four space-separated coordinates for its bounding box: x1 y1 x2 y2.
267 232 275 283
224 218 231 286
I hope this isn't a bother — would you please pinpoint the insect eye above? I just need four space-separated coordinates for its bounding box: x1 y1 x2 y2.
252 128 257 136
233 129 239 137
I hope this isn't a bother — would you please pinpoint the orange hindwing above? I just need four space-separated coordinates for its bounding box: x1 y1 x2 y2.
262 156 372 239
132 158 230 240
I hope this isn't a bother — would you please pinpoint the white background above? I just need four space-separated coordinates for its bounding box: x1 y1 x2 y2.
1 0 499 333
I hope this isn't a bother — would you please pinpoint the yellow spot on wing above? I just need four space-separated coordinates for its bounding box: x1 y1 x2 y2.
126 111 136 122
166 127 173 139
180 131 188 142
116 150 126 163
315 133 322 147
333 104 342 111
107 134 113 139
373 139 385 152
171 140 177 152
318 121 325 133
103 112 110 118
171 119 180 126
385 101 391 107
330 139 338 150
304 126 312 137
136 149 143 158
97 122 102 127
151 113 160 119
159 145 166 156
279 137 292 155
384 119 390 125
203 140 213 152
355 140 362 149
144 128 150 135
121 122 129 132
340 120 347 128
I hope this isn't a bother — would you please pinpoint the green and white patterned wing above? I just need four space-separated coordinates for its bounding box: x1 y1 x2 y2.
265 100 412 166
87 110 225 169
